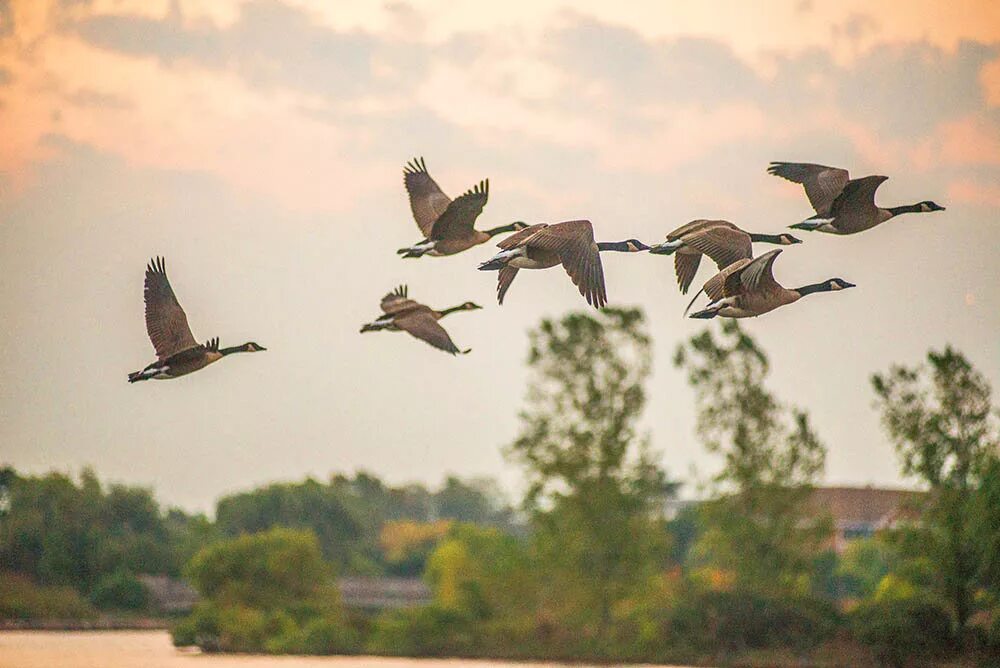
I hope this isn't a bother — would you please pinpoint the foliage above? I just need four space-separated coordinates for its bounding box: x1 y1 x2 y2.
88 571 149 611
0 572 96 620
507 308 674 648
379 520 452 576
851 595 954 667
675 321 829 596
872 346 1000 629
835 537 895 600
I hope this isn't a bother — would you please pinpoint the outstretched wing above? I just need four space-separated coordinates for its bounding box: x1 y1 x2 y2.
430 180 489 240
702 258 752 302
768 162 850 216
828 175 888 230
380 285 420 315
404 157 451 236
525 220 607 309
729 248 783 295
144 257 199 360
394 311 466 355
497 266 519 305
673 253 702 294
497 223 547 249
684 224 753 270
666 219 736 241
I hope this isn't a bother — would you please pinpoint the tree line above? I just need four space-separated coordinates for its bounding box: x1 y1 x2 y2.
3 309 1000 666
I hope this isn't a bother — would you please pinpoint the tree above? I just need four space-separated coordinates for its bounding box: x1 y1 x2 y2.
872 345 999 630
507 308 673 649
675 321 829 595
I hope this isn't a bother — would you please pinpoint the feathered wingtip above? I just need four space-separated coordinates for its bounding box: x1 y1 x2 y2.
463 179 488 199
146 256 167 276
403 157 429 175
205 337 220 352
392 285 407 299
459 348 471 355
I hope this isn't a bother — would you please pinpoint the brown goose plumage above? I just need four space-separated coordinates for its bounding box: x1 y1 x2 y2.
360 285 480 355
649 219 801 294
477 220 649 308
397 158 526 257
128 257 265 382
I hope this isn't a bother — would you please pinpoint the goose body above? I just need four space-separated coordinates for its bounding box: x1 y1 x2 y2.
360 285 480 355
476 220 649 309
687 249 855 319
648 219 801 294
397 158 527 257
128 257 265 382
768 162 944 234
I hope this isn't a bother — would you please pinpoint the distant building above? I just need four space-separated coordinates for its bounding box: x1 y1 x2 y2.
138 574 199 613
809 486 924 553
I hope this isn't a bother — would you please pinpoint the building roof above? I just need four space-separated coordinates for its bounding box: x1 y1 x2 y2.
809 486 924 528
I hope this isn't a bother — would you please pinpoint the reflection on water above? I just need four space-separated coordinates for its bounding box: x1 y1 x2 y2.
0 631 695 668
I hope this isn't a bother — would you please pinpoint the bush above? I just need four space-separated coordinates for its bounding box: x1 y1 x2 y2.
0 572 96 620
88 571 149 611
851 596 954 667
366 605 477 656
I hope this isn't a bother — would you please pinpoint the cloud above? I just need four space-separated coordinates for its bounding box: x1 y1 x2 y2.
0 66 9 86
0 0 12 39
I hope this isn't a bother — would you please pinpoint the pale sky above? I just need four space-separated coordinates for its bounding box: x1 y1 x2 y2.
1 0 998 512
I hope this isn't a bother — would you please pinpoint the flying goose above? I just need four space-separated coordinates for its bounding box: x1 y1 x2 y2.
397 158 527 257
360 285 480 355
768 161 944 234
648 219 801 294
128 257 265 382
687 249 855 319
476 220 649 309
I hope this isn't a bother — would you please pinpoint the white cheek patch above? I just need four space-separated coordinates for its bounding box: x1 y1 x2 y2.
830 282 843 290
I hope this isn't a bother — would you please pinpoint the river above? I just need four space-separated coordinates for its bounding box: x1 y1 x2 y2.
0 630 695 667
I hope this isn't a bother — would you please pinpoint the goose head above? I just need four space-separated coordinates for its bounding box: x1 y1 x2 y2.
919 201 946 212
777 233 803 245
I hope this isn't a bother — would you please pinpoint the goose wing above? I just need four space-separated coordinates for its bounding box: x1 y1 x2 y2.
143 257 199 360
394 310 465 354
497 266 519 305
674 253 702 294
525 220 607 308
703 258 752 302
497 223 548 249
683 223 753 270
430 180 489 240
768 162 850 216
828 175 888 230
730 249 783 295
667 219 738 241
404 157 451 236
380 285 421 315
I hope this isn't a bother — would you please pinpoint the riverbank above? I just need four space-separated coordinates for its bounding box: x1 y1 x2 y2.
0 617 169 631
0 630 699 668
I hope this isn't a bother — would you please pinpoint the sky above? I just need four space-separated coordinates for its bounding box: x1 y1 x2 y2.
1 0 998 513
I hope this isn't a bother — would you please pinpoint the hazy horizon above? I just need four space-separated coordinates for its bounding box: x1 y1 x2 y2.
1 0 999 513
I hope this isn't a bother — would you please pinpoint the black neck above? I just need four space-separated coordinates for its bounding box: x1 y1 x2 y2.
795 282 832 297
485 223 523 237
597 241 632 252
749 233 785 244
219 345 246 355
438 305 465 317
886 203 923 217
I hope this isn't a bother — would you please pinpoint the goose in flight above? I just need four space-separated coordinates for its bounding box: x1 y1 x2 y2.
128 257 265 382
360 285 480 355
397 157 527 257
768 161 944 234
648 219 801 294
477 220 649 309
687 249 855 319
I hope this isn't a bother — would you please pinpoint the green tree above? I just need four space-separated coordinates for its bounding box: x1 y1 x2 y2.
507 308 672 649
675 321 829 595
872 345 999 630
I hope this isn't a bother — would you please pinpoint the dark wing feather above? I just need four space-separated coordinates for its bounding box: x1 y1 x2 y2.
380 285 420 315
404 157 451 236
767 161 850 216
144 257 199 360
733 249 783 294
667 219 737 241
674 253 702 294
394 311 464 354
497 223 548 249
526 220 606 308
430 180 489 239
684 225 753 270
497 266 519 305
828 175 888 229
702 258 752 302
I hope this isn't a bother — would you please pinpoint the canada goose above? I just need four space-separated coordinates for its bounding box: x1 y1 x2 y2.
128 257 265 382
648 219 801 294
397 158 528 257
768 161 945 234
687 249 855 319
476 220 649 309
360 285 481 355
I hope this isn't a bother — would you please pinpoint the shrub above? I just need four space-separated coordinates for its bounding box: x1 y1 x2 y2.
88 571 149 611
0 572 96 620
366 605 477 656
851 596 954 667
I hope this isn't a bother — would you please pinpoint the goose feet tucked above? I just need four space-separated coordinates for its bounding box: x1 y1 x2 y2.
648 239 684 255
127 363 167 383
397 240 436 258
789 218 831 231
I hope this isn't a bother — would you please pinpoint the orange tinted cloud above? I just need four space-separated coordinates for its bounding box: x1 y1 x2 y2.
948 179 1000 207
